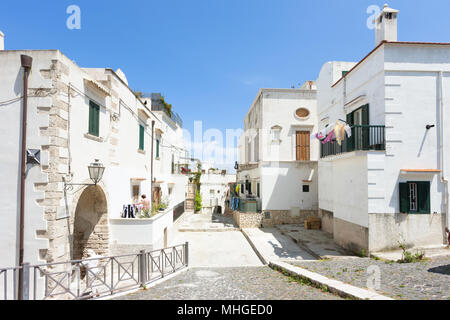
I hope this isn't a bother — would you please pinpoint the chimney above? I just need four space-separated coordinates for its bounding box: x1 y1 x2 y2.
0 30 4 50
375 4 399 46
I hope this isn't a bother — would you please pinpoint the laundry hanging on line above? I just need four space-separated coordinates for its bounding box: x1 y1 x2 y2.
310 122 352 145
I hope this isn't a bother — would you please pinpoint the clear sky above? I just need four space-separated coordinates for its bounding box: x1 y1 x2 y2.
1 0 450 169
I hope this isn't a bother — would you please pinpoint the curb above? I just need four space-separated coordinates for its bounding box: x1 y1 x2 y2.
241 229 268 265
241 228 393 300
270 261 394 301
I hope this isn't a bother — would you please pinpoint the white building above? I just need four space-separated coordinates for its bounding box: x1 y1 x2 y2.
199 162 236 214
237 84 319 226
316 4 450 253
0 41 188 278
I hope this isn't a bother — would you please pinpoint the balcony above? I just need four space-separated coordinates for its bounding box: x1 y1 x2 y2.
320 125 385 158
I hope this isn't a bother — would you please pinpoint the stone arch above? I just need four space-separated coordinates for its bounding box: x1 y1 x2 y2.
72 184 109 260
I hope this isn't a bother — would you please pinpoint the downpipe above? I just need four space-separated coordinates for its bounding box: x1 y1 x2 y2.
18 54 33 300
438 71 449 242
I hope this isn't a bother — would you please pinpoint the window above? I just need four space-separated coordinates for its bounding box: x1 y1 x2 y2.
271 126 282 142
156 139 160 158
139 124 145 151
296 131 310 161
342 71 349 77
88 100 100 137
295 108 310 119
303 185 310 193
171 154 175 174
257 183 260 198
399 181 430 214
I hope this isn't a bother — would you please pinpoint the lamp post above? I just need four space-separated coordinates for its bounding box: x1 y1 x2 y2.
63 159 106 191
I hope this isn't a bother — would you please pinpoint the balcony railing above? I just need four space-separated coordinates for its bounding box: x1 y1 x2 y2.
320 125 385 158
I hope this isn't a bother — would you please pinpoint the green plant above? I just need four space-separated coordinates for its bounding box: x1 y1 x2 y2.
360 249 366 257
194 190 202 212
397 241 426 263
160 96 173 117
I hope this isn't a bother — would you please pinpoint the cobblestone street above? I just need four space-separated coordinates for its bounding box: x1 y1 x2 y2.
289 256 450 300
114 267 343 300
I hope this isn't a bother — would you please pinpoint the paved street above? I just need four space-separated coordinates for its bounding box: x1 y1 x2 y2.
115 266 343 300
289 256 450 300
173 231 264 268
113 213 344 300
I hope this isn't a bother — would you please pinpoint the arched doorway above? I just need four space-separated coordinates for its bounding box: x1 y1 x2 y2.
72 185 109 260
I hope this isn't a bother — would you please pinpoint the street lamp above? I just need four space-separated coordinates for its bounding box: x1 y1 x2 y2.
63 159 106 191
88 159 105 185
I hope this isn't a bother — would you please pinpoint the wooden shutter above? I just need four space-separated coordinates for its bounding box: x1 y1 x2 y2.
139 125 145 150
362 104 370 150
417 182 431 214
156 139 160 158
89 101 100 137
399 183 409 213
296 131 310 161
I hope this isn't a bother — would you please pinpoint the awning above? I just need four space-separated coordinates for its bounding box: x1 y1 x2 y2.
400 169 441 174
83 78 110 96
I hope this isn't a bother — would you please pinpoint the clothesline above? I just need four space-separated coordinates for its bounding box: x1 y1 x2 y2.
310 120 352 146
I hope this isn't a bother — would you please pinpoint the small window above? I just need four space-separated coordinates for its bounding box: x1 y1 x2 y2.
342 71 349 77
139 124 145 151
303 185 310 193
399 181 430 214
88 100 100 137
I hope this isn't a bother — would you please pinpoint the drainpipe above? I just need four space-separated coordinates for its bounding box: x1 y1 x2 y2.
438 71 449 239
151 120 155 203
18 54 32 300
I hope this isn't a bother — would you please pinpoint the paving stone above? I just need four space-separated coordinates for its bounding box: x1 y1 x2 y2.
113 267 343 300
288 256 450 300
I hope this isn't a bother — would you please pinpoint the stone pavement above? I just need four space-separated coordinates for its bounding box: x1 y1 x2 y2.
276 224 354 259
289 256 450 300
242 228 317 263
173 231 264 268
114 267 343 300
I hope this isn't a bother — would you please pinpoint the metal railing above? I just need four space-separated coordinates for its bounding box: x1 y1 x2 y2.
0 243 188 300
321 125 385 158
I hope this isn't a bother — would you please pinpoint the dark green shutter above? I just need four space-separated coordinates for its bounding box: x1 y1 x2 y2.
156 139 160 158
139 125 145 150
417 182 431 214
362 104 370 150
346 112 354 151
89 101 100 137
399 183 409 213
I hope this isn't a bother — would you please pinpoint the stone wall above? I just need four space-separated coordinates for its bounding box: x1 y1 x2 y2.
233 211 262 228
261 210 318 228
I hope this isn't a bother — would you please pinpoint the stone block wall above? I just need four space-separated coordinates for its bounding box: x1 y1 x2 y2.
261 210 318 228
233 211 262 228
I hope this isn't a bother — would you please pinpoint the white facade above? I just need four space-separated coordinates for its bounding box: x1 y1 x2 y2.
237 87 319 223
199 163 236 214
0 48 188 273
317 5 450 253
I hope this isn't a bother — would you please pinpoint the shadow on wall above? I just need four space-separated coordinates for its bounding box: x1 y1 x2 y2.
263 163 317 211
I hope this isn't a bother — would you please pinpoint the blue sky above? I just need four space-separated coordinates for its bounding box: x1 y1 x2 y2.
1 0 450 168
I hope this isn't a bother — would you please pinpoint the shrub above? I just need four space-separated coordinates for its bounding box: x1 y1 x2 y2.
194 190 202 212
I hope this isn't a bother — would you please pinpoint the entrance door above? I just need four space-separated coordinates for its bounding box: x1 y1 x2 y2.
153 187 161 206
296 131 310 161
